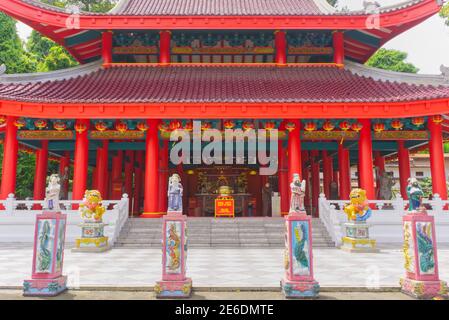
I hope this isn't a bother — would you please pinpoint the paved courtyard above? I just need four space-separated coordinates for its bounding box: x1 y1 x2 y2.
1 245 448 289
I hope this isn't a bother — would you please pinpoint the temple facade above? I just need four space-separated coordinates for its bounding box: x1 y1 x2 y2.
0 0 449 218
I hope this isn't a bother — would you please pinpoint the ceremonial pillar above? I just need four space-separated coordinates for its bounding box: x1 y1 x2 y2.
72 119 89 201
133 151 144 215
358 119 375 200
274 30 287 65
338 144 350 199
0 116 18 199
142 119 160 217
278 141 289 215
398 141 411 199
333 31 345 65
288 120 302 182
111 150 123 199
96 141 109 198
322 151 333 198
159 31 171 65
311 150 320 217
101 31 113 65
158 140 169 213
124 150 135 200
33 140 49 202
428 118 448 200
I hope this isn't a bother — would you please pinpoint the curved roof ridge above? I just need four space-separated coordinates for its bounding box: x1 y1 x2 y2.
345 60 449 87
0 61 102 84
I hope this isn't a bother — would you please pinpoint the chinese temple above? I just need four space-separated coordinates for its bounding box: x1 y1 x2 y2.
0 0 449 218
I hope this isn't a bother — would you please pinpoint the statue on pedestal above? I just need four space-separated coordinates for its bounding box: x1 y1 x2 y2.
44 174 60 211
378 171 395 200
406 177 424 211
168 174 183 212
289 173 306 213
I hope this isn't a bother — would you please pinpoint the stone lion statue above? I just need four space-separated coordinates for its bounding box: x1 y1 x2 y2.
343 188 372 222
79 190 106 222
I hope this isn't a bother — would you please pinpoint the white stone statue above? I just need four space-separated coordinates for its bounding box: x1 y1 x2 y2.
168 174 183 213
44 174 61 211
378 171 395 200
290 173 306 213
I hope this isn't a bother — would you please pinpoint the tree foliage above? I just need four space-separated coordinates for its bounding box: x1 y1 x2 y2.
440 2 449 26
366 48 419 73
41 0 116 13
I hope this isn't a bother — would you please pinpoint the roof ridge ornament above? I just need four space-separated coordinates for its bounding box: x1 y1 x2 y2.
363 1 381 14
441 65 449 83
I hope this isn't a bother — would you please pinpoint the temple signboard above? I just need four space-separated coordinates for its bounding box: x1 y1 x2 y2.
172 46 274 55
18 131 73 140
373 131 429 140
288 47 333 55
215 196 235 218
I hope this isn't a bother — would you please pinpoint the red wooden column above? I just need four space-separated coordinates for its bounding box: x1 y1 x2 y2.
333 31 345 65
358 119 375 200
302 151 310 211
101 31 113 65
111 150 123 199
274 30 287 65
288 120 302 182
72 119 89 200
338 144 351 199
278 140 289 215
159 31 171 65
428 118 448 200
310 150 320 217
0 116 18 199
397 141 411 199
96 141 109 198
33 140 49 202
133 151 144 215
142 119 160 217
158 140 169 213
322 150 333 198
59 151 70 198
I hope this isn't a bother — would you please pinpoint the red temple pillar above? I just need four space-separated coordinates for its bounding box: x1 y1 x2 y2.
72 119 89 200
274 30 287 65
96 141 109 198
333 31 345 65
322 150 333 198
59 151 70 198
278 140 289 215
158 140 169 213
338 144 350 200
288 120 302 181
142 119 160 217
111 150 123 199
358 119 375 200
428 118 448 200
159 31 171 65
0 116 18 199
398 141 411 199
311 150 320 217
302 151 310 211
133 151 144 215
33 140 49 202
102 31 113 65
124 150 135 199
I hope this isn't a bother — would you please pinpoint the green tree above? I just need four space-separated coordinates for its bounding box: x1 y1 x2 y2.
440 2 449 25
41 0 116 13
0 13 37 74
366 48 419 73
37 46 78 72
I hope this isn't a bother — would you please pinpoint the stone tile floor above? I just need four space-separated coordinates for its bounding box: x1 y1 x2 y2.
1 245 448 288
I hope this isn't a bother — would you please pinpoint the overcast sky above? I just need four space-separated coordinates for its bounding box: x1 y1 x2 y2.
15 0 449 74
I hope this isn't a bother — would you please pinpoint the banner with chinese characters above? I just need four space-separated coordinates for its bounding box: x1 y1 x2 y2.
215 196 235 218
18 131 73 140
288 47 333 55
172 46 274 55
373 131 429 140
89 130 145 140
112 46 158 55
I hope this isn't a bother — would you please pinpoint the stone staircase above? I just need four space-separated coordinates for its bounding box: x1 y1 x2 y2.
115 217 335 248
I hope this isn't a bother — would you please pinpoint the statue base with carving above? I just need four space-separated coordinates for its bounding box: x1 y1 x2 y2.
23 211 68 297
400 207 448 299
281 210 320 299
73 222 110 252
341 222 378 253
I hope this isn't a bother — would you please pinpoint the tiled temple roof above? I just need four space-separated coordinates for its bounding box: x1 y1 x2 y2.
1 63 448 104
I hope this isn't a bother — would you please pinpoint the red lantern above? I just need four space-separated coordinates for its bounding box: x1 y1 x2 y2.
264 121 276 131
284 122 296 132
242 121 255 131
373 122 385 133
14 118 26 129
339 121 350 131
53 120 67 131
0 115 6 125
411 117 425 127
304 122 317 132
201 122 212 131
95 121 108 132
158 122 169 132
136 121 149 132
115 121 128 133
351 122 363 132
432 115 443 124
322 120 335 132
184 121 193 131
169 120 182 131
34 119 47 130
74 122 87 134
223 120 235 129
391 120 404 130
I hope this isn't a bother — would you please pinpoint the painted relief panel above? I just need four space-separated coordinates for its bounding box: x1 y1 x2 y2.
165 221 182 274
35 219 55 273
403 221 415 274
416 222 436 275
55 219 66 273
290 220 310 277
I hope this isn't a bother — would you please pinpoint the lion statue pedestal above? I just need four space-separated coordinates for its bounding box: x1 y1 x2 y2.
340 188 378 253
72 190 110 253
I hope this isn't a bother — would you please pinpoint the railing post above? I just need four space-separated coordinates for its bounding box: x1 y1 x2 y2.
393 194 404 212
432 193 443 214
5 193 15 214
